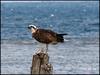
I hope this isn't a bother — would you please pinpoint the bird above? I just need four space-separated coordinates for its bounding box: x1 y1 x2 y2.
28 25 67 52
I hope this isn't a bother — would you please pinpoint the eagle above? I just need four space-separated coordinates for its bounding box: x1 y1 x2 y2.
28 25 67 52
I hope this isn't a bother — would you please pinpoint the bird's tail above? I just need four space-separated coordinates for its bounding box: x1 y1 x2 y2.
57 33 68 36
57 33 68 42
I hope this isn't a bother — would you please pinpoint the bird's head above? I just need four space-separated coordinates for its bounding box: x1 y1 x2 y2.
28 25 38 33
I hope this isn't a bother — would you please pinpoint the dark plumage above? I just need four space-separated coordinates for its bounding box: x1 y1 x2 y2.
28 25 67 52
32 29 67 44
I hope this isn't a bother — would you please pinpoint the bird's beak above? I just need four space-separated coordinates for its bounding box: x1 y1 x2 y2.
28 26 31 29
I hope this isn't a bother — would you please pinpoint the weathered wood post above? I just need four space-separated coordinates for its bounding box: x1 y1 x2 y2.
31 49 53 74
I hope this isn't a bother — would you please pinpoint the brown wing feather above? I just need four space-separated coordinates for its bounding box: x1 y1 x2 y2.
32 29 57 44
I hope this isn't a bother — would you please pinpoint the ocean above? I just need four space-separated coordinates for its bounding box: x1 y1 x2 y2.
1 1 99 74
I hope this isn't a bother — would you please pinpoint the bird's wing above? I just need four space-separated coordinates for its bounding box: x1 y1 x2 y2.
37 29 57 41
38 29 57 37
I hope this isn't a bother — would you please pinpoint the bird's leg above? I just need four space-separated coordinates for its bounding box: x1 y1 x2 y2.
46 44 48 53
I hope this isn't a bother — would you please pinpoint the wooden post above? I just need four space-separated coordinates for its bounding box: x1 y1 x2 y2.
31 49 53 74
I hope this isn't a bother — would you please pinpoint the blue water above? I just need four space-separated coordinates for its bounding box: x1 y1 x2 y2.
1 1 99 74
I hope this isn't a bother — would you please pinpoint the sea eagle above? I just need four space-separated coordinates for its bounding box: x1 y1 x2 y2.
28 25 67 52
